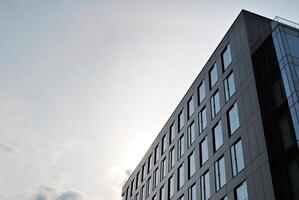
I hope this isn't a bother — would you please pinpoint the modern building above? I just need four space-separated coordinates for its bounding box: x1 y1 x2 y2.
121 10 299 200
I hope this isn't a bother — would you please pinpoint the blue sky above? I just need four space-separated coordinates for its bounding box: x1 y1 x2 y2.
0 1 299 200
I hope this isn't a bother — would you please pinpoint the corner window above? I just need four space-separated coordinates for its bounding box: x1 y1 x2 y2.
199 107 207 133
211 90 220 119
187 121 196 147
231 139 245 176
227 102 240 134
200 170 210 200
222 44 232 70
213 121 223 152
209 63 218 88
198 81 206 104
224 72 235 101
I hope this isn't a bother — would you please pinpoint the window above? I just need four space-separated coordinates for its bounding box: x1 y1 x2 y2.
178 163 184 190
154 144 160 164
141 163 146 181
136 171 140 190
188 184 197 200
211 90 220 119
221 196 228 200
188 95 195 119
178 135 185 159
169 147 175 170
160 185 165 200
178 110 185 131
227 103 240 135
178 195 184 200
188 122 196 147
199 107 207 133
169 123 175 143
224 72 235 101
188 151 196 178
200 137 209 166
215 156 226 191
222 44 232 70
161 158 166 180
147 177 152 197
130 179 135 196
213 121 223 152
198 81 206 104
231 139 245 176
200 171 210 200
162 135 167 154
125 187 129 200
141 185 145 200
154 168 159 189
168 175 174 199
235 181 248 200
148 155 152 173
209 63 218 88
152 194 157 200
135 192 139 200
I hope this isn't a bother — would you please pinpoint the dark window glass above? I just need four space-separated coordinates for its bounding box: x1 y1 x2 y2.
215 156 226 191
148 154 152 173
188 151 196 178
169 123 175 143
141 163 146 181
213 121 223 152
154 144 159 164
161 158 166 180
130 179 135 196
235 181 248 200
199 107 207 133
286 33 299 58
152 194 157 200
231 139 245 176
168 175 174 199
154 168 159 189
160 185 165 200
200 171 210 200
136 171 140 189
200 137 209 166
188 183 196 200
178 163 185 190
169 147 175 170
209 63 218 88
211 90 220 119
188 95 195 119
227 103 240 134
222 44 232 70
198 81 206 104
178 135 185 159
188 122 196 147
224 72 235 101
162 135 167 154
178 110 185 131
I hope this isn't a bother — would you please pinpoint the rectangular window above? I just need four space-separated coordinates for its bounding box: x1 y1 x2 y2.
188 151 196 178
221 196 228 200
147 177 152 197
154 144 160 164
188 184 197 200
152 194 157 200
178 195 184 200
188 95 195 119
213 121 223 152
199 107 207 133
141 163 146 181
160 185 165 200
215 156 226 191
162 135 167 154
200 171 210 200
231 139 245 176
227 102 240 135
148 154 152 173
211 90 220 119
161 158 166 180
178 135 185 159
135 192 139 200
169 123 175 143
235 181 248 200
178 110 185 131
141 185 145 200
130 179 135 196
168 175 174 199
187 121 196 147
200 137 209 166
136 171 140 190
169 147 175 170
209 63 218 88
198 81 206 104
178 163 185 190
224 72 235 101
154 168 159 189
222 44 232 70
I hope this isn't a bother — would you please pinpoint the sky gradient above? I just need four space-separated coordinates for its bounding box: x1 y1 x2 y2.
0 1 299 200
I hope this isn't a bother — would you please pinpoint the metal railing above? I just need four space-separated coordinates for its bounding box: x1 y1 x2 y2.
272 16 299 30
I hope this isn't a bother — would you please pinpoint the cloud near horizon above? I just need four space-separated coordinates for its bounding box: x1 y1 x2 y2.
31 186 86 200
